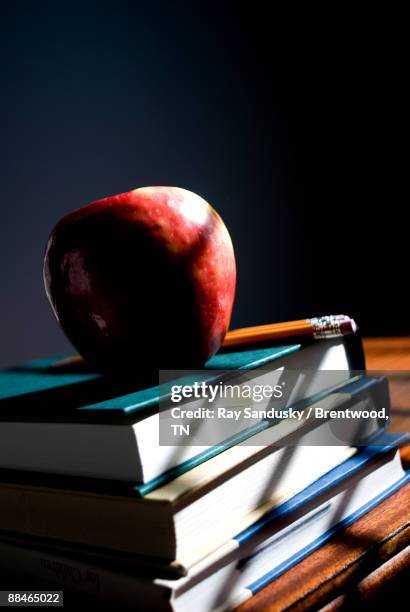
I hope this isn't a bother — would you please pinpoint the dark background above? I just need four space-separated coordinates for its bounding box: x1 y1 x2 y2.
0 2 407 368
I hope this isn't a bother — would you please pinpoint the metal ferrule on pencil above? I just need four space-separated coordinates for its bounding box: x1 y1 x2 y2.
308 315 356 339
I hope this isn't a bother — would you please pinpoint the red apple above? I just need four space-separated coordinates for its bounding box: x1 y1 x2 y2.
43 186 236 374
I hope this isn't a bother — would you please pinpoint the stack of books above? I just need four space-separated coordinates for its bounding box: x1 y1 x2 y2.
0 332 408 611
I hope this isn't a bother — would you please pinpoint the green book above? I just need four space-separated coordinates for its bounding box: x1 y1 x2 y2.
0 336 362 485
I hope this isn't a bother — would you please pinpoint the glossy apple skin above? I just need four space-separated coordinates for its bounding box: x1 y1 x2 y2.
44 187 236 374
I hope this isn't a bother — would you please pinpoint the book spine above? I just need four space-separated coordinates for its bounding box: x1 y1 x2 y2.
0 541 171 609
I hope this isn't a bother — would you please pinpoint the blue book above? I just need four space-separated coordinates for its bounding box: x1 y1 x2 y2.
0 433 407 609
0 337 364 483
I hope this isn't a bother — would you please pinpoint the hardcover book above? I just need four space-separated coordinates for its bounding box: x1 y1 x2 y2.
0 336 363 483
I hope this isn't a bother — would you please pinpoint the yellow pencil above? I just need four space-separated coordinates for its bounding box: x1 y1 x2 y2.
223 314 357 347
49 314 357 370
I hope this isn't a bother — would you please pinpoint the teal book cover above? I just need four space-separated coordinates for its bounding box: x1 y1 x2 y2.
0 345 301 422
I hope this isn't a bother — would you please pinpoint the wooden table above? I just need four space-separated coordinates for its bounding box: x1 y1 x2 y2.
363 337 410 433
237 337 410 611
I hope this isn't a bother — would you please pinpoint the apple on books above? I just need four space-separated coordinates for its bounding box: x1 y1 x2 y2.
43 186 236 374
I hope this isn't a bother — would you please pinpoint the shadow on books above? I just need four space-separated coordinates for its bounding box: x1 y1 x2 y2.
209 441 391 608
